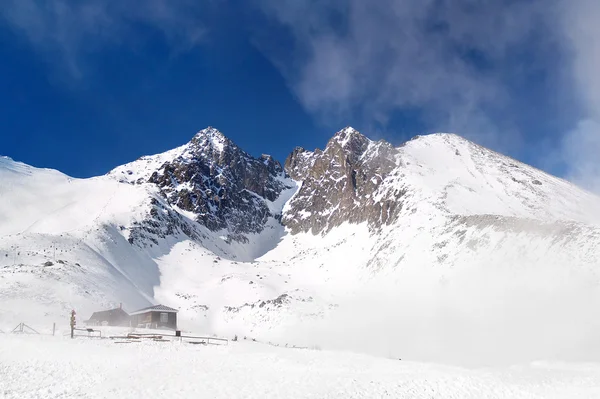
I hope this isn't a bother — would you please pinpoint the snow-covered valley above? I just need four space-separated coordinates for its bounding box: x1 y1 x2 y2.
2 126 600 389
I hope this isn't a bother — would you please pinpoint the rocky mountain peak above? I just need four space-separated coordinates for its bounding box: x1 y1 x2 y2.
328 126 368 147
324 127 371 168
109 125 597 244
282 128 401 234
190 127 232 153
259 154 284 176
284 147 314 181
194 126 225 138
283 128 373 182
110 127 293 241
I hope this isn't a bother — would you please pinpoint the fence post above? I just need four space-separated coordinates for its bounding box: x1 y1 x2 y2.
70 310 76 339
52 322 56 336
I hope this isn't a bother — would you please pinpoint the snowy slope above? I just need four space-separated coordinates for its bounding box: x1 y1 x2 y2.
1 128 600 367
397 133 600 224
0 157 167 326
3 334 600 399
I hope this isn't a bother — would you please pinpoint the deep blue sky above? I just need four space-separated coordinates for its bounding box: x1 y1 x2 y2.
0 3 332 177
0 1 590 180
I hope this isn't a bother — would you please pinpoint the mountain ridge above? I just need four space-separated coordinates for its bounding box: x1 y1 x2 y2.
1 126 600 365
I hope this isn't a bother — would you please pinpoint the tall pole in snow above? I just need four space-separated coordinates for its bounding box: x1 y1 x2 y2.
70 310 76 339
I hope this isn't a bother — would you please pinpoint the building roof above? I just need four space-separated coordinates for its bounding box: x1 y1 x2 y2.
129 304 179 316
86 307 129 321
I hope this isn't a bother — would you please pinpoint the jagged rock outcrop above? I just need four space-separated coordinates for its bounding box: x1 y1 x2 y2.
111 125 600 243
283 127 405 234
110 127 293 241
284 147 315 181
127 197 206 247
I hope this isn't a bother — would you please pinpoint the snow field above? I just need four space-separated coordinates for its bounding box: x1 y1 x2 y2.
2 334 600 399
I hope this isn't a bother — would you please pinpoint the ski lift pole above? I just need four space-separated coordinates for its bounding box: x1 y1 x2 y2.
70 310 76 339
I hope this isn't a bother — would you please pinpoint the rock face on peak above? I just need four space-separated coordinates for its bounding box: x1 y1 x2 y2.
283 127 402 234
329 126 369 151
109 126 600 242
283 129 600 235
284 147 312 181
110 127 293 241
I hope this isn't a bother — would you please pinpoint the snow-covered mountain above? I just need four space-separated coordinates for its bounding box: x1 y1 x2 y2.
1 127 600 365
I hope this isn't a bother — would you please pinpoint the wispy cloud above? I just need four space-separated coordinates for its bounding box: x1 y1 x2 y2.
255 0 555 151
561 120 600 192
256 0 600 192
559 0 600 192
0 0 206 78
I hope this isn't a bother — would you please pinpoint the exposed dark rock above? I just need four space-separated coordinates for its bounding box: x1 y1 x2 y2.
127 197 206 247
283 127 404 234
113 127 294 245
224 293 291 313
145 128 292 237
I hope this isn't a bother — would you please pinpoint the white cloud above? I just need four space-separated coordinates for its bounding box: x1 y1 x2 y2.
257 0 600 192
0 0 206 77
563 0 600 116
256 0 555 151
559 0 600 192
560 119 600 193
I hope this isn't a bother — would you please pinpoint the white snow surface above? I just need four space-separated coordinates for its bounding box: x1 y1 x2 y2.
2 130 600 374
397 133 600 224
2 334 600 399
